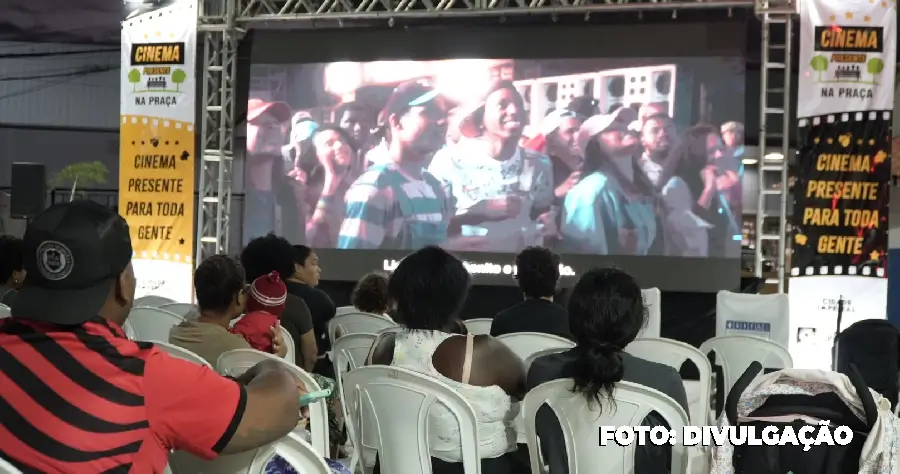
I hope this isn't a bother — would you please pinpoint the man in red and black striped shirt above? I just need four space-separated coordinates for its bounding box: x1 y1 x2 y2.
0 201 305 473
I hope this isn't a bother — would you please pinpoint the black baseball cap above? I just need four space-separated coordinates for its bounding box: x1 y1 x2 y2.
378 80 442 125
12 200 133 325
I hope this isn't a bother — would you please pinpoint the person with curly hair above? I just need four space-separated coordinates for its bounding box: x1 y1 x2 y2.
490 246 570 339
350 272 392 318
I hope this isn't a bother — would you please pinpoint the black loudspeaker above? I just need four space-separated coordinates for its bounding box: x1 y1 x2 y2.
10 162 47 219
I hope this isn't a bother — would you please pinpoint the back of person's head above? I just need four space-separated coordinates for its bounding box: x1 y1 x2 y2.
351 272 390 314
0 235 24 285
567 267 646 409
388 246 470 330
246 271 287 317
241 233 295 281
195 254 245 315
515 246 559 299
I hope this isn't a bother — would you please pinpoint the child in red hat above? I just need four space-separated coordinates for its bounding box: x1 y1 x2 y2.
230 271 286 354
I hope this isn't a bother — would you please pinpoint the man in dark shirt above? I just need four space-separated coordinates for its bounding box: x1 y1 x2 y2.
288 245 337 377
490 246 571 339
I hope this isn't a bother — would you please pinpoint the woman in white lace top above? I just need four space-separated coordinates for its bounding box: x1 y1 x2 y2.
367 246 529 474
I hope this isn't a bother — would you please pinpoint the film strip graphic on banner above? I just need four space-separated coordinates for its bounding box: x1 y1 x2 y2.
791 111 891 278
118 0 197 303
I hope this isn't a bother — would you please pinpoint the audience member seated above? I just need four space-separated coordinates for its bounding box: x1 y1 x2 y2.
368 246 529 474
0 235 25 306
528 268 689 474
242 236 347 455
491 246 571 339
233 271 289 354
242 234 318 371
350 272 393 320
170 255 287 362
0 201 304 472
287 244 337 377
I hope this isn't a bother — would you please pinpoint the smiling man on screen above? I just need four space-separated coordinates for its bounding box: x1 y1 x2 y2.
0 200 304 472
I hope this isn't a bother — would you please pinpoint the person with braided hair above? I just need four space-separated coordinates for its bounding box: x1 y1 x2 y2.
527 268 688 473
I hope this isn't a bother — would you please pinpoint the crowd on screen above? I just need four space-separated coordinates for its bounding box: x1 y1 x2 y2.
0 201 686 473
245 79 743 257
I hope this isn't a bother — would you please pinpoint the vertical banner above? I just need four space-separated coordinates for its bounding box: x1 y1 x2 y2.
118 0 197 303
791 0 895 369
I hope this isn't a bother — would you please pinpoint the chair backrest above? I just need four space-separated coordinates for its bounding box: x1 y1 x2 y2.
700 335 793 396
342 365 481 474
495 332 575 362
281 326 296 365
523 347 570 372
463 318 493 336
625 337 713 425
0 457 22 474
151 341 212 368
522 379 691 474
134 295 177 308
331 333 379 472
216 349 329 456
377 326 402 336
640 288 662 338
121 320 138 340
336 305 356 316
158 302 198 319
126 307 184 343
0 304 9 319
327 312 397 347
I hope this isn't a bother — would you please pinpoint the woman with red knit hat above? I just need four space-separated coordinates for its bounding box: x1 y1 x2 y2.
231 271 287 353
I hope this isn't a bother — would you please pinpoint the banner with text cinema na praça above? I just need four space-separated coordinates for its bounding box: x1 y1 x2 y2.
118 0 197 303
791 0 894 369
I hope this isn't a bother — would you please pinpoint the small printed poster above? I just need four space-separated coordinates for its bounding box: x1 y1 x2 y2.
797 0 896 118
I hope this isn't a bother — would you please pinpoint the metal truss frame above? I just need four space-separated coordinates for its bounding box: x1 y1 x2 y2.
196 0 798 292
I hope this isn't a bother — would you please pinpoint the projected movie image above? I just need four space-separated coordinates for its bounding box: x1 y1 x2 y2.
244 58 744 257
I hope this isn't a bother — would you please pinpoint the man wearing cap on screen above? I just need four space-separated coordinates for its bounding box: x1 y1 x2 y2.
0 200 306 472
245 98 307 245
337 80 453 250
560 107 663 256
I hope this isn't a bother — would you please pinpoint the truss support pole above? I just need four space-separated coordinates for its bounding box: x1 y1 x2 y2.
754 0 795 293
196 0 241 264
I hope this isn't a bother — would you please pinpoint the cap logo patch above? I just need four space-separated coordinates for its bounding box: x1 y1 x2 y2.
37 241 74 281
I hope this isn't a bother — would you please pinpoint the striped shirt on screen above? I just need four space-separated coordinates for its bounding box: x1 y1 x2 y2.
0 316 245 473
337 163 453 250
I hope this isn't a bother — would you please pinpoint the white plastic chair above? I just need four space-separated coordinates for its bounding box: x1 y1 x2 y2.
159 303 198 319
331 333 378 472
151 341 212 368
0 304 10 319
281 326 296 364
216 349 330 457
134 295 177 308
342 365 481 474
522 379 695 474
640 288 662 338
495 332 575 362
715 291 789 347
377 326 403 336
126 307 184 343
327 312 397 347
335 305 356 316
523 347 570 372
0 456 22 473
463 318 493 335
121 320 138 340
625 337 713 425
699 335 793 397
